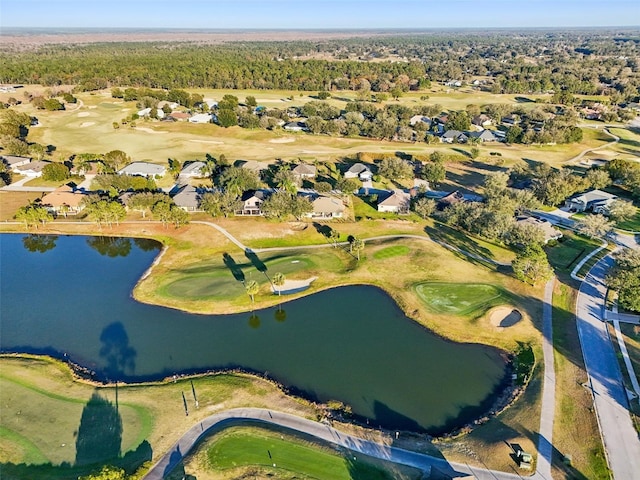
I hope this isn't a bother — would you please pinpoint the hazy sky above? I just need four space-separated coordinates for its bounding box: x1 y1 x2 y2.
2 0 639 29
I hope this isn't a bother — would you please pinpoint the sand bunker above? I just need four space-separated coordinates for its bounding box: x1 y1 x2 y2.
272 276 318 295
489 307 523 328
134 127 167 134
189 139 224 144
77 112 91 117
269 137 295 143
79 122 95 128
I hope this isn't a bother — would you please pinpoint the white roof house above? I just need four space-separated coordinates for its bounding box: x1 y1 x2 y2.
189 113 213 124
13 160 51 177
118 162 166 177
137 107 152 117
565 189 617 214
306 195 346 219
179 161 207 178
292 163 317 179
1 155 32 168
344 163 373 181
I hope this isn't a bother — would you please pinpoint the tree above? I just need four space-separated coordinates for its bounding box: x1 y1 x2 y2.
329 229 340 247
15 204 53 229
421 159 446 186
377 157 414 180
412 197 436 219
483 171 509 197
152 200 173 228
390 87 403 101
445 111 471 131
79 465 127 480
42 163 70 181
245 95 257 107
272 272 285 296
83 198 126 228
504 222 547 248
28 142 47 160
351 237 365 260
273 167 300 194
607 199 636 224
201 190 239 218
505 125 523 144
245 280 259 304
607 249 640 312
335 177 359 194
217 108 238 127
167 158 182 178
217 167 261 196
44 98 64 111
576 214 615 239
127 192 167 218
512 244 554 285
103 150 130 172
317 91 331 100
586 169 611 190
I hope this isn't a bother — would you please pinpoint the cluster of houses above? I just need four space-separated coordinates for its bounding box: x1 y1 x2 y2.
0 154 52 178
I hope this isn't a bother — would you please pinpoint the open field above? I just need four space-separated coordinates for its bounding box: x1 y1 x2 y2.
545 230 603 274
5 86 620 172
180 425 419 480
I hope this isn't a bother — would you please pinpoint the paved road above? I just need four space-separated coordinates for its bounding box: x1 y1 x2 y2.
536 279 556 480
576 255 640 479
564 127 620 165
143 408 527 480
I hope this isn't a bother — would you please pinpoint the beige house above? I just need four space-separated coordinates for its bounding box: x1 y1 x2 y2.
13 160 51 178
377 190 411 214
40 184 86 216
307 195 345 219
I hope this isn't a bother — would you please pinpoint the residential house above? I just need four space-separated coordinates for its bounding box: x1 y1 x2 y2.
437 190 465 210
515 216 563 244
179 161 207 178
441 130 468 143
284 121 308 132
468 129 498 142
158 101 179 110
40 184 86 216
13 160 51 177
236 160 267 175
169 111 191 121
501 115 519 127
189 113 213 124
1 155 31 169
292 163 317 180
344 163 373 181
118 162 166 178
137 107 152 117
172 184 202 212
444 80 462 87
307 195 346 219
377 189 411 214
565 189 617 214
409 115 432 128
237 190 268 215
472 114 493 127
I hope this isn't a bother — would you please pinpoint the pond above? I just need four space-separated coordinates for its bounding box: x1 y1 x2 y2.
0 234 508 434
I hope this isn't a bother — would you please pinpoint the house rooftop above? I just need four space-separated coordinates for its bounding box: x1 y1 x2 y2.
180 161 206 176
40 184 85 208
311 195 345 214
570 189 617 203
118 162 166 176
347 163 371 174
14 160 50 172
292 163 316 176
378 189 410 208
1 155 32 166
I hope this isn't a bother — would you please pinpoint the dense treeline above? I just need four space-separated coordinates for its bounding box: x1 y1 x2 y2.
1 31 638 100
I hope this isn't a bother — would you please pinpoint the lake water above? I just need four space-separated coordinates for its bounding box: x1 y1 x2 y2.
0 233 508 433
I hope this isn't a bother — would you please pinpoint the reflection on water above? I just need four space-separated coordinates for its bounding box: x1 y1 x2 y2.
1 233 508 433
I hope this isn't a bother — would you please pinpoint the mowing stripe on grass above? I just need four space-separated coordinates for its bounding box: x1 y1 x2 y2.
0 426 49 465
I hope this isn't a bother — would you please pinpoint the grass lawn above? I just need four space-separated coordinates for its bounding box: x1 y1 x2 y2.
615 209 640 232
0 355 317 478
0 191 43 221
415 282 506 316
545 230 602 274
551 282 610 479
182 426 418 480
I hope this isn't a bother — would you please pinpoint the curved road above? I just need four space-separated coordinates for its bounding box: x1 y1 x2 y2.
143 408 527 480
576 253 640 479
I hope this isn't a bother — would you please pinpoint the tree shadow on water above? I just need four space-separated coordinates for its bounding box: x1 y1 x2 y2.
99 322 137 379
87 237 132 258
22 234 58 253
75 392 122 466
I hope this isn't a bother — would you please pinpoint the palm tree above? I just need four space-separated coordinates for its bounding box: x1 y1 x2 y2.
352 237 364 261
272 272 285 296
245 280 259 304
329 229 340 248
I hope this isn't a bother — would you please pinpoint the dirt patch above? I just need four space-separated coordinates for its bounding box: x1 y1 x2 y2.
79 122 95 128
269 137 295 144
489 306 523 328
77 112 90 117
190 139 224 144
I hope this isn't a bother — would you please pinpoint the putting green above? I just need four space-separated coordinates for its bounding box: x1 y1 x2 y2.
415 282 505 316
373 245 410 260
204 426 392 480
162 256 316 300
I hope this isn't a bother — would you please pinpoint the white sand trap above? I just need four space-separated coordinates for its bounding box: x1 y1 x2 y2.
79 122 95 128
269 137 295 143
121 108 130 112
134 127 167 134
77 112 91 117
489 307 523 328
272 276 318 295
88 106 97 109
189 139 224 144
